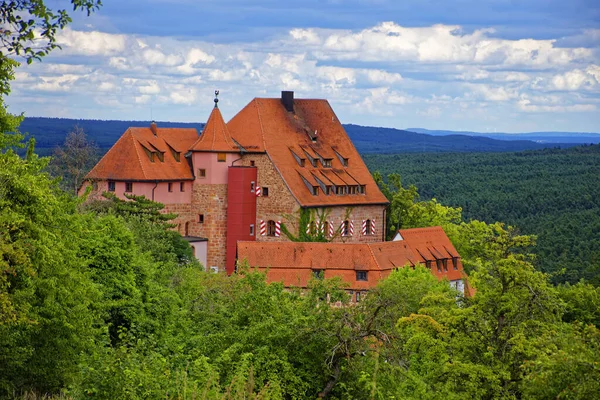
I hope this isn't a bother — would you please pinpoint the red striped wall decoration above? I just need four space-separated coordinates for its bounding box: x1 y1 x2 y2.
260 220 266 236
275 221 281 237
255 185 262 197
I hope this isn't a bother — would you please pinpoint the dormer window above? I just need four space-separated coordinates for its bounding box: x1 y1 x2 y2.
322 159 332 168
348 185 357 194
358 185 366 194
335 186 346 195
333 149 348 167
290 149 306 167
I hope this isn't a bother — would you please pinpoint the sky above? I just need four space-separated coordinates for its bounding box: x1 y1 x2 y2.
6 0 600 133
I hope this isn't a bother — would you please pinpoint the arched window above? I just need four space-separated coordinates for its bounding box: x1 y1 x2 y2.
267 220 277 236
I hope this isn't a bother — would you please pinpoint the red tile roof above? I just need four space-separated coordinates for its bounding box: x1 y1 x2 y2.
238 226 466 290
86 126 198 181
190 106 239 152
227 98 389 207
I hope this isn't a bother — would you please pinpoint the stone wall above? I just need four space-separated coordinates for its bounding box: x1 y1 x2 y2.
188 184 228 270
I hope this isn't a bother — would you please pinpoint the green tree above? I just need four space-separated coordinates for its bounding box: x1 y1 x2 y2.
0 141 101 395
48 125 99 194
0 0 101 64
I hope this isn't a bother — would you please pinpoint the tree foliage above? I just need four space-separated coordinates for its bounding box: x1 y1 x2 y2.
47 126 99 194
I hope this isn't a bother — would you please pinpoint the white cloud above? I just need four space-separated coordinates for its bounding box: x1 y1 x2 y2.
57 28 127 56
8 22 599 131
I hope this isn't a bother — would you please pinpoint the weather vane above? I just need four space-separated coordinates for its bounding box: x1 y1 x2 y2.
214 90 219 108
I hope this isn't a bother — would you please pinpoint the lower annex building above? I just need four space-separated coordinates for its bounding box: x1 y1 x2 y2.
81 91 468 295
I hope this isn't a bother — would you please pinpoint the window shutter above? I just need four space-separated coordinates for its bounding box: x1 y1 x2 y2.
371 219 376 235
361 220 367 235
329 221 334 237
260 220 266 236
275 221 281 237
255 185 262 197
349 220 354 236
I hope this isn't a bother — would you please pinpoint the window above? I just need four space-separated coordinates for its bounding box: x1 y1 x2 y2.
250 224 255 236
267 220 277 236
358 185 366 194
348 185 357 194
442 259 448 272
322 159 332 168
262 187 269 197
180 182 185 192
342 220 351 236
92 181 98 190
452 257 459 270
365 219 373 235
335 186 346 195
217 152 226 162
356 271 368 281
425 260 432 269
108 181 116 192
250 160 255 166
250 181 255 192
184 222 190 236
311 186 319 196
312 269 324 279
436 260 442 273
198 214 204 223
168 182 173 192
198 169 206 178
125 182 133 193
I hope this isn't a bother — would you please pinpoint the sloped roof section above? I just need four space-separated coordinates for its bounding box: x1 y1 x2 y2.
86 126 198 181
238 226 467 289
190 106 239 152
227 97 389 207
397 226 464 281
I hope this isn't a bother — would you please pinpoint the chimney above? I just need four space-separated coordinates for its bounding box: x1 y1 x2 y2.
150 120 158 136
281 91 294 112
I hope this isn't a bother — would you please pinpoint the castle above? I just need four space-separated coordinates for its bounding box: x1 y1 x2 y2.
81 91 467 296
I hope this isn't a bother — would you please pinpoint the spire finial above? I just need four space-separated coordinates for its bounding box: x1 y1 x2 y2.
214 89 219 108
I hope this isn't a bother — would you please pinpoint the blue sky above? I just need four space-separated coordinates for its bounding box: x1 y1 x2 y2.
6 0 600 132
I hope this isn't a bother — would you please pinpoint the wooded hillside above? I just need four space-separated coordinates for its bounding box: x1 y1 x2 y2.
364 144 600 284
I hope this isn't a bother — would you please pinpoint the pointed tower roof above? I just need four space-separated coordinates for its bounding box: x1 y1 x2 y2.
190 97 239 153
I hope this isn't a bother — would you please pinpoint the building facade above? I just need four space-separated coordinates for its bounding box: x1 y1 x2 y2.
82 91 390 274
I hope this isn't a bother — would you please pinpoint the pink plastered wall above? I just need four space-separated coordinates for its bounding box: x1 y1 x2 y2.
191 152 239 184
80 180 192 204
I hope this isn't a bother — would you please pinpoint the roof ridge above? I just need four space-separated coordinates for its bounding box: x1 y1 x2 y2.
130 130 147 179
254 99 268 151
365 243 381 271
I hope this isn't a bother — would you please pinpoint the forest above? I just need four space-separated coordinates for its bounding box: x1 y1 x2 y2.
364 145 600 285
2 129 600 398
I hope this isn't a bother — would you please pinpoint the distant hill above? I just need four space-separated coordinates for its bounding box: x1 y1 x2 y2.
19 117 204 155
406 127 600 144
343 124 579 153
17 117 583 156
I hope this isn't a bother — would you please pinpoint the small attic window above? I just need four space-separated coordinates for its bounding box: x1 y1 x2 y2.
156 151 164 162
290 149 306 167
168 145 180 162
322 159 332 168
141 145 154 162
358 185 366 194
335 186 346 195
333 149 348 167
348 185 357 194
